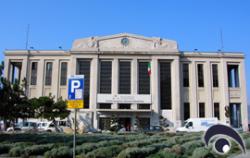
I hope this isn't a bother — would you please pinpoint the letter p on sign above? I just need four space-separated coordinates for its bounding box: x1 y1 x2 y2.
67 75 84 101
71 80 80 93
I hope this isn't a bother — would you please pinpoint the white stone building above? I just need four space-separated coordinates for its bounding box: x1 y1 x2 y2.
3 33 248 131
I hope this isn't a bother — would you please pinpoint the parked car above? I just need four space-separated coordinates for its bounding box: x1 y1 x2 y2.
7 121 37 132
37 120 68 132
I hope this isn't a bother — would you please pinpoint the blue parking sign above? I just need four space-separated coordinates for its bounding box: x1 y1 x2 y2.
68 75 84 100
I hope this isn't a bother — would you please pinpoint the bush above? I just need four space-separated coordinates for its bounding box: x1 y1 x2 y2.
76 139 123 155
146 149 180 158
123 137 165 148
170 144 183 155
117 147 157 158
8 146 25 157
0 143 13 154
181 140 204 156
245 137 250 149
8 142 32 157
44 146 72 158
24 144 54 156
82 145 123 158
191 147 214 158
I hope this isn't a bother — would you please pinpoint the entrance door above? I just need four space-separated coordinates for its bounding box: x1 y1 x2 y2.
118 118 131 131
230 103 241 128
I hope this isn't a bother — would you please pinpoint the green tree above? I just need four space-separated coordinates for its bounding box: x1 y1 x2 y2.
0 61 32 129
29 95 70 131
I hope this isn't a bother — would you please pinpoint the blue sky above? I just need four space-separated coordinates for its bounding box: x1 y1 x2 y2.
0 1 250 103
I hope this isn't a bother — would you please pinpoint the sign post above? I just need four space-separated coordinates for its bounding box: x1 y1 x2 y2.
67 75 84 158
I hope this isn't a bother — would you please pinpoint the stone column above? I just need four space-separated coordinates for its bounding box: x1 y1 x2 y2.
220 59 229 124
20 57 28 83
111 58 118 109
37 59 45 96
172 57 181 128
90 57 98 129
150 58 159 126
52 59 59 99
69 56 76 76
239 60 248 131
131 58 138 110
4 57 10 79
190 61 198 117
205 61 213 117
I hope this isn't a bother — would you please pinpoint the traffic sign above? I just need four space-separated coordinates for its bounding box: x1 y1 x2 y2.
67 75 84 158
67 100 84 109
68 75 84 100
67 75 84 109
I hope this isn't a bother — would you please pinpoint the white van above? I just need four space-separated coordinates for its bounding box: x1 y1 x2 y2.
176 118 219 132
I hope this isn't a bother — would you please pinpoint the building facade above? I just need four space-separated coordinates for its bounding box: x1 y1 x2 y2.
3 33 248 131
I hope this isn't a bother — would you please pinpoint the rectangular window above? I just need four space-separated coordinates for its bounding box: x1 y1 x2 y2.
182 63 189 87
199 103 205 118
119 61 131 94
197 64 204 87
45 62 53 86
229 103 241 128
138 61 150 94
184 102 190 121
99 61 112 93
228 65 239 88
160 61 171 109
30 62 38 85
77 59 91 108
99 104 111 109
138 104 150 109
60 62 68 86
214 103 220 120
118 104 131 109
212 64 219 87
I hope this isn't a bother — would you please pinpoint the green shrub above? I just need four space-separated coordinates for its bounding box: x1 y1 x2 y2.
123 137 165 148
76 139 123 155
8 146 25 157
181 140 204 156
191 147 214 158
117 147 157 158
82 145 123 158
0 144 13 154
170 144 183 155
146 149 180 158
24 144 54 156
44 146 72 158
8 142 32 157
245 137 250 149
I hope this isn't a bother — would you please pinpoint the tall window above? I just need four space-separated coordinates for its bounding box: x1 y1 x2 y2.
60 62 68 86
197 64 204 87
30 62 38 85
212 64 219 87
99 61 112 93
184 102 190 121
182 63 189 87
199 103 205 118
160 61 171 109
119 61 131 94
214 103 220 120
45 62 53 86
138 61 150 94
228 65 239 88
77 60 91 108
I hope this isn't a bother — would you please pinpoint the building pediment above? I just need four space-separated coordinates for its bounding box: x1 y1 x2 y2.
71 33 179 53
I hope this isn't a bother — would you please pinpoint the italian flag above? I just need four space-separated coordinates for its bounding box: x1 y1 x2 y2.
147 62 151 76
